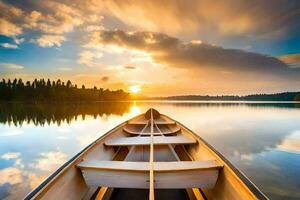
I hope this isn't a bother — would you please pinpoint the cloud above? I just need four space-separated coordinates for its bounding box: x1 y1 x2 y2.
0 2 23 37
23 10 42 29
277 130 300 154
0 1 103 48
76 134 96 147
33 2 84 34
14 158 25 168
124 65 136 70
14 38 24 45
0 166 45 199
1 152 21 160
0 43 18 49
80 29 300 94
1 0 299 49
101 76 109 82
78 50 95 66
33 151 67 171
19 1 85 35
0 167 23 185
34 35 66 47
87 30 300 79
190 40 202 44
77 50 103 67
233 151 253 161
279 53 300 68
102 0 300 39
0 1 23 18
0 63 24 70
0 18 22 37
0 167 44 199
84 25 105 32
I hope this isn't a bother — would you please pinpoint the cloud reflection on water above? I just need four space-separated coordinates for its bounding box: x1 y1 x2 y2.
0 102 299 200
277 130 300 154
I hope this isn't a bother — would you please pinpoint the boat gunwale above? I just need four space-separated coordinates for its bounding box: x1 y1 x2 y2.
24 112 269 200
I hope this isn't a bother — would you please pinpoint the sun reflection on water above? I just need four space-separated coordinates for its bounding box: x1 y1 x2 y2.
130 102 141 116
0 102 300 200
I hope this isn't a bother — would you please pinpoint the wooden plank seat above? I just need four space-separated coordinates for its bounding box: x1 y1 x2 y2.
104 135 196 146
128 121 176 125
78 160 222 189
123 126 181 136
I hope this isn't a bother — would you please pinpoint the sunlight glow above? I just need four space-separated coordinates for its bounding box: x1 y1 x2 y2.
130 105 141 116
129 85 141 94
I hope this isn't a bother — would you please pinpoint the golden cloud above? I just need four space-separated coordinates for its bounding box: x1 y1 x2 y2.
1 0 298 40
35 35 66 47
1 0 299 49
33 151 67 171
101 0 299 38
0 0 103 47
82 29 300 94
89 30 300 76
0 63 24 70
1 152 20 160
279 53 300 68
77 50 104 67
0 167 23 185
0 18 22 37
277 131 300 154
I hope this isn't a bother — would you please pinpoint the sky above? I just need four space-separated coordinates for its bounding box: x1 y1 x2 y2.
0 0 300 96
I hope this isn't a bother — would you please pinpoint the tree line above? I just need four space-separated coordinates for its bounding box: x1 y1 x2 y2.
0 78 130 101
152 92 300 101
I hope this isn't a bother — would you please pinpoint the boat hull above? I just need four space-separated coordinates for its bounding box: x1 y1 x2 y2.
24 112 268 200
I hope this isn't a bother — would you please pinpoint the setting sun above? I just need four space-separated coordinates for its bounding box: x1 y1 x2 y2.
129 85 141 94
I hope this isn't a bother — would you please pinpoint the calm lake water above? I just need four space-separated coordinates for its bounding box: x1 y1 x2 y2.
0 101 300 200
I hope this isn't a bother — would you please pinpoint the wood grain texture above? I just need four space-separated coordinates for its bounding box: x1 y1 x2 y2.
149 108 155 200
123 126 180 135
26 109 267 200
128 121 176 125
78 160 222 171
80 167 220 189
104 135 196 146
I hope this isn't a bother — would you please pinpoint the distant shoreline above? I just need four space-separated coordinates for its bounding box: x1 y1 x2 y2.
1 100 300 105
134 99 300 103
143 92 300 102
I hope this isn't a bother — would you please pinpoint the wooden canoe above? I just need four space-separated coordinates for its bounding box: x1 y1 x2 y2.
24 108 268 200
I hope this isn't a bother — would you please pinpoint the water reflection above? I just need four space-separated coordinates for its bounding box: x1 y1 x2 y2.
0 102 132 126
0 101 300 200
277 130 300 154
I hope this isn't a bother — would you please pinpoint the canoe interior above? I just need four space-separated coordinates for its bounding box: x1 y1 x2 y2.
25 108 268 200
110 188 190 200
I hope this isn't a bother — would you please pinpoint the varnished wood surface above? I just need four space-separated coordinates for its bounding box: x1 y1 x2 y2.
25 108 268 200
78 160 222 171
128 121 176 125
79 166 220 189
104 135 196 146
123 126 180 135
149 108 155 200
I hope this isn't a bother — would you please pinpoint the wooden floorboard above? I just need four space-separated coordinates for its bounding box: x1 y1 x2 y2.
109 188 190 200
